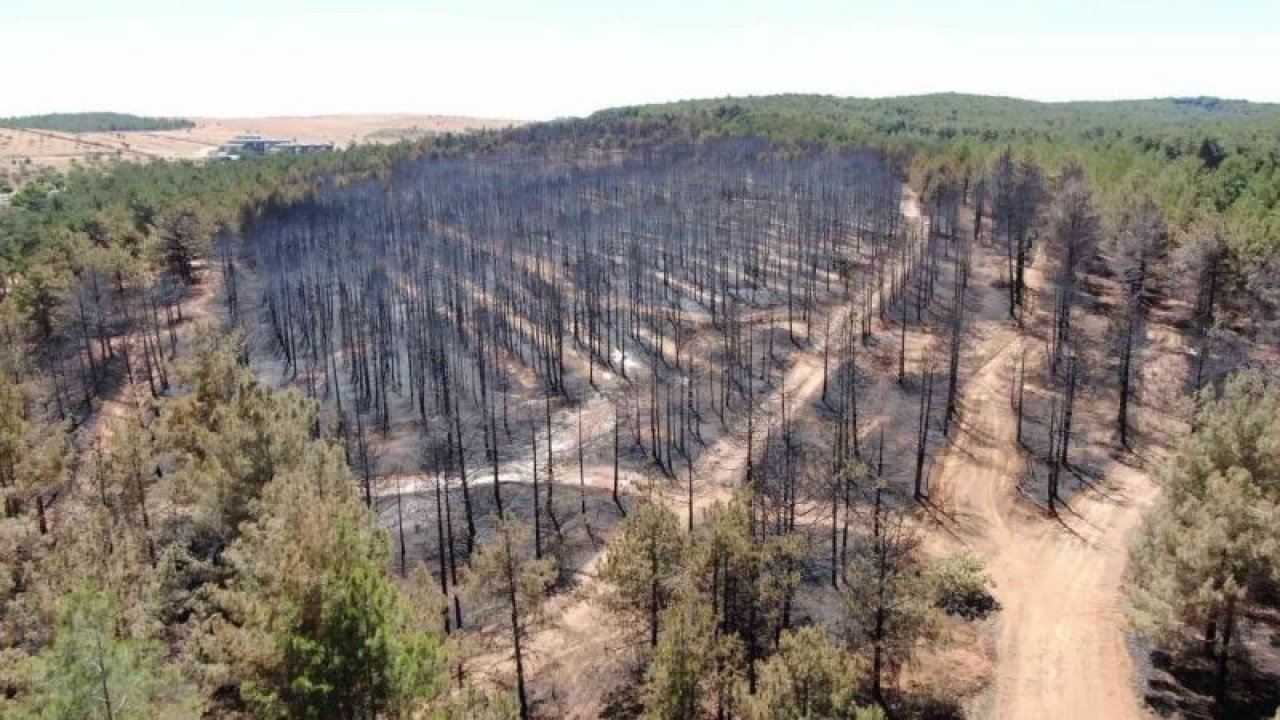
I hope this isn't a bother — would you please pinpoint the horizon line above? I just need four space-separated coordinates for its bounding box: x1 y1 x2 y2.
5 91 1280 124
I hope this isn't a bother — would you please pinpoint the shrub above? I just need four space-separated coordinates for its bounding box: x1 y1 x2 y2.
927 551 999 620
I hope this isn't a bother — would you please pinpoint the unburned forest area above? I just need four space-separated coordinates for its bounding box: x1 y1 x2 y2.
1 97 1279 720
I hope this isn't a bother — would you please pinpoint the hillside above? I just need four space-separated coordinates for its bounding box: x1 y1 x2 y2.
0 94 1277 719
591 94 1280 144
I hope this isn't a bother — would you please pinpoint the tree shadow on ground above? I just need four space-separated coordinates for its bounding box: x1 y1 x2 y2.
1144 647 1280 720
889 690 966 720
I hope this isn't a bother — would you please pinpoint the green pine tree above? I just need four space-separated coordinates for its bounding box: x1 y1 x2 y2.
598 500 686 647
642 588 717 720
17 582 198 720
739 626 881 720
1129 372 1280 709
213 445 446 719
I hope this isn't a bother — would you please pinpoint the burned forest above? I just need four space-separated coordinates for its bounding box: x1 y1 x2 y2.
238 142 912 522
4 89 1280 720
225 140 986 716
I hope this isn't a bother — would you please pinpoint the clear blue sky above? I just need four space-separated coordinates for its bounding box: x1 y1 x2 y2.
2 0 1276 119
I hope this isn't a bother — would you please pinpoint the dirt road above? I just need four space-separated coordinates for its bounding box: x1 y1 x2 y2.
929 240 1158 720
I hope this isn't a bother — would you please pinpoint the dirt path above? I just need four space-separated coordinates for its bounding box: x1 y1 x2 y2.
929 240 1158 720
632 185 925 518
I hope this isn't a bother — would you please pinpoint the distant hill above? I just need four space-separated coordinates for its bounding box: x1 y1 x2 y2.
0 112 195 133
585 93 1280 149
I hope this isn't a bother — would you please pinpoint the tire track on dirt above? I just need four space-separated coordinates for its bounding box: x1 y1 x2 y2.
928 240 1158 720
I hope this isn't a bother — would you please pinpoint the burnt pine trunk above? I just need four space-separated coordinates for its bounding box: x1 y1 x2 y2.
613 409 625 517
871 484 887 705
532 427 542 560
434 473 452 632
1214 595 1237 713
914 366 933 500
1117 312 1135 448
503 532 531 720
1059 355 1077 474
649 529 660 647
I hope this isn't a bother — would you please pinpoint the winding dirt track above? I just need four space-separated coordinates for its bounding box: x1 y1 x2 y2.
929 239 1158 720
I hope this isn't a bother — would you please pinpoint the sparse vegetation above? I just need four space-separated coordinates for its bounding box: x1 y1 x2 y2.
928 551 999 621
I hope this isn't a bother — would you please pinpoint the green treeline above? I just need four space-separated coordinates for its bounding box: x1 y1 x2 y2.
0 113 196 133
